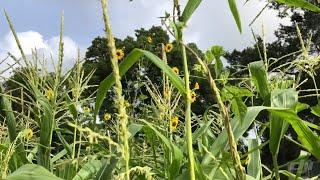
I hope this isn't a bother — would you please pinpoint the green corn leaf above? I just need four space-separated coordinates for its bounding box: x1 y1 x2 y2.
247 139 262 179
202 105 320 169
95 157 118 180
128 123 143 139
72 160 102 180
211 46 225 78
202 106 267 166
228 0 242 33
231 97 247 123
269 109 320 159
94 48 185 119
269 89 298 156
7 164 63 180
140 119 183 179
181 0 202 23
275 0 320 13
248 61 270 105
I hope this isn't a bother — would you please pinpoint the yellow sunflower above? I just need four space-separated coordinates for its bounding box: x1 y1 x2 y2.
103 113 111 122
147 36 153 43
115 49 124 60
170 116 179 132
191 91 197 103
45 88 54 101
24 128 33 140
172 67 179 75
165 43 173 53
194 82 200 90
83 106 91 114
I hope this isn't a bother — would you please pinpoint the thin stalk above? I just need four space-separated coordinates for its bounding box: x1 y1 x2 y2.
272 155 280 180
100 0 130 179
184 44 245 180
180 39 196 180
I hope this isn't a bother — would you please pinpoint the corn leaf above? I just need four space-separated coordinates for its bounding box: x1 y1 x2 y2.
7 164 63 180
94 48 185 119
275 0 320 13
228 0 242 33
181 0 202 23
247 139 262 179
248 61 270 105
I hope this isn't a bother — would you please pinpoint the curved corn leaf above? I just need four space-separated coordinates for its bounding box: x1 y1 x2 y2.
7 164 63 180
94 48 185 119
247 139 262 180
248 61 270 105
72 160 102 180
202 105 320 168
276 0 320 13
228 0 242 33
269 88 298 156
140 119 183 179
95 157 118 180
181 0 202 23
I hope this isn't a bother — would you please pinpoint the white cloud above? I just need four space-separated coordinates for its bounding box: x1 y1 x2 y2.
0 31 80 78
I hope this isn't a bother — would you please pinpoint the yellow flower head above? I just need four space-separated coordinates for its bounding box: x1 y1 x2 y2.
172 67 179 75
165 43 173 53
83 107 91 114
24 128 33 140
170 116 179 132
147 36 153 43
115 49 124 60
103 113 111 122
194 82 200 90
45 88 54 101
191 91 197 103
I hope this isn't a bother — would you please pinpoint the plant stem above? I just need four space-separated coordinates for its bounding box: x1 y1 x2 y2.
183 44 245 180
100 0 130 179
181 39 196 180
272 155 280 180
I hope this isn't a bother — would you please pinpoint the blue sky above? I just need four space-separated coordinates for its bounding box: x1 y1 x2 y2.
0 0 290 77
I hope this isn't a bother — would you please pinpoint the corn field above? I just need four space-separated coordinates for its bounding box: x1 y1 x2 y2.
1 0 320 179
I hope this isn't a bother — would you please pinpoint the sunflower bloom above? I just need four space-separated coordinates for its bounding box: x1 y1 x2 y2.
170 116 179 132
45 88 54 101
24 128 33 140
103 113 111 122
172 67 179 75
191 91 197 103
115 49 124 60
165 43 173 53
147 36 153 43
83 107 91 114
194 82 200 90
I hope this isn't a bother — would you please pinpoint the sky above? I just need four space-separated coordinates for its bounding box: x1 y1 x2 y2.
0 0 290 77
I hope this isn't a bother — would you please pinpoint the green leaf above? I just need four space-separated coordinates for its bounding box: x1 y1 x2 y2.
269 109 320 159
94 48 185 119
7 164 63 180
95 157 118 180
231 97 247 123
275 0 320 13
228 0 242 33
202 106 268 166
211 46 225 78
269 89 298 156
140 119 183 179
247 139 262 179
221 85 253 101
128 123 143 139
72 160 102 180
248 61 270 104
311 100 320 117
181 0 202 23
295 102 309 113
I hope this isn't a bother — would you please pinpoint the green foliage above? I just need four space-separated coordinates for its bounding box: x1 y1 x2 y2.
7 164 63 180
